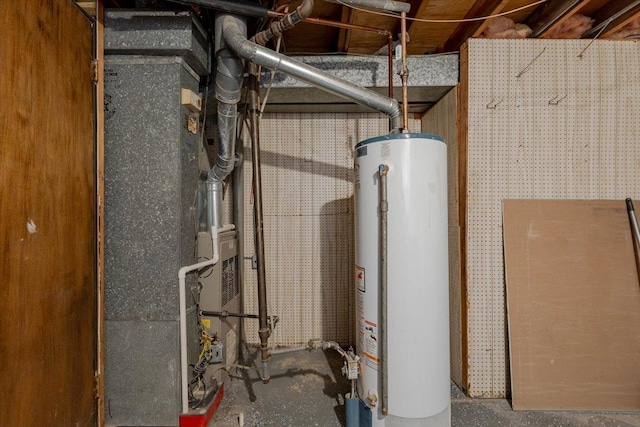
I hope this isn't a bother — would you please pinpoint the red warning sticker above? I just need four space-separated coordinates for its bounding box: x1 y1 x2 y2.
355 266 365 293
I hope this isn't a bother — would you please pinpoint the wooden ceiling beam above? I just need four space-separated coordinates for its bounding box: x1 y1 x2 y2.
523 0 591 38
443 0 511 52
582 0 640 38
406 0 430 35
337 6 353 52
76 1 97 16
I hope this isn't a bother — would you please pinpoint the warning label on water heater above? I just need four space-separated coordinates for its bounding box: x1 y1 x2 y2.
355 266 365 293
361 319 379 370
355 266 365 323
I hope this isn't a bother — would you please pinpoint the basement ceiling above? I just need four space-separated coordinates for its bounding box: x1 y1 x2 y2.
99 0 640 56
282 0 640 54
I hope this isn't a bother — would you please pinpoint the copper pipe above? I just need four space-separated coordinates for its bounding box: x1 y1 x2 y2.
400 11 409 131
268 10 388 36
387 32 393 98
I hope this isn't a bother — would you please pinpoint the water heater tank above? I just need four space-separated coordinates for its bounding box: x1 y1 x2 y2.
354 133 450 427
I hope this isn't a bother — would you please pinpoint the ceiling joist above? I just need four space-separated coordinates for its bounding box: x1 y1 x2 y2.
405 0 431 35
268 0 635 55
443 0 510 52
523 0 591 37
337 6 353 52
583 0 640 37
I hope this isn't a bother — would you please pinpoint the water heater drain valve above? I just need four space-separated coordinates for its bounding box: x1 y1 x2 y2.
342 348 360 380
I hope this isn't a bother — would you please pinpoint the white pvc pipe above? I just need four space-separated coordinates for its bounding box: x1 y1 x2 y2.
177 224 235 414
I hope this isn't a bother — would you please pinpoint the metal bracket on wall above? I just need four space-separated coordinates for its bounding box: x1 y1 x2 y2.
251 254 258 270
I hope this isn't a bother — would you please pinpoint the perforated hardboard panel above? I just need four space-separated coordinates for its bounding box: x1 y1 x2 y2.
242 114 420 347
422 88 463 389
465 39 640 397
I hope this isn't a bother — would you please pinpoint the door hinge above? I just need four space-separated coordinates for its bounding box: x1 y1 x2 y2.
91 59 99 83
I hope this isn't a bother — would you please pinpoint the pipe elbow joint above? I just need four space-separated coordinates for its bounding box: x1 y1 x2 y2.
222 16 256 61
297 0 314 20
230 34 256 62
206 175 221 186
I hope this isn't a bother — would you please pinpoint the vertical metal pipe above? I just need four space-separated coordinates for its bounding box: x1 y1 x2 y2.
400 11 409 131
387 32 393 99
248 61 271 383
206 180 223 229
627 199 640 246
378 164 389 416
233 150 245 347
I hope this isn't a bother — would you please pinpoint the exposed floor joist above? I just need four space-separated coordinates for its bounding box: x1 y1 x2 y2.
107 1 640 55
583 0 640 37
76 1 96 16
523 0 591 37
337 6 353 52
443 0 510 52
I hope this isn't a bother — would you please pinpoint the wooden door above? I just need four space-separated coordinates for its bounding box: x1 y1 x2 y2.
0 1 97 425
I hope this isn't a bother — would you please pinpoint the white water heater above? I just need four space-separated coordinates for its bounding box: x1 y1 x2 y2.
354 133 450 427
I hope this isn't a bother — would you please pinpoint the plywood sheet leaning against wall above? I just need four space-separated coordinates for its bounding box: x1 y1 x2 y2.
461 38 640 397
0 1 96 426
503 199 640 410
422 88 464 390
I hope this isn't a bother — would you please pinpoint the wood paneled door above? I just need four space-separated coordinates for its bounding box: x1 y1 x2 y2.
0 1 97 425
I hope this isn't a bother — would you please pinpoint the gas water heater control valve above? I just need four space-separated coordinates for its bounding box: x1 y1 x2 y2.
212 341 224 364
342 348 360 380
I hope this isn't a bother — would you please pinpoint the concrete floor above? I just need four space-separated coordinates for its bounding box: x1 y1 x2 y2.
212 346 640 427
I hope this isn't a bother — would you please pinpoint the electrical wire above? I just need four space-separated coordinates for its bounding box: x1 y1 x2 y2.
335 0 549 23
272 50 459 57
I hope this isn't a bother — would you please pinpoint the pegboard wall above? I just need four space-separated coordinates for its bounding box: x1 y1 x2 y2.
464 38 640 397
242 113 420 347
421 88 463 389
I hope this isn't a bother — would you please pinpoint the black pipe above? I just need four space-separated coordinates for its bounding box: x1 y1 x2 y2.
248 61 271 384
169 0 269 18
201 310 259 319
